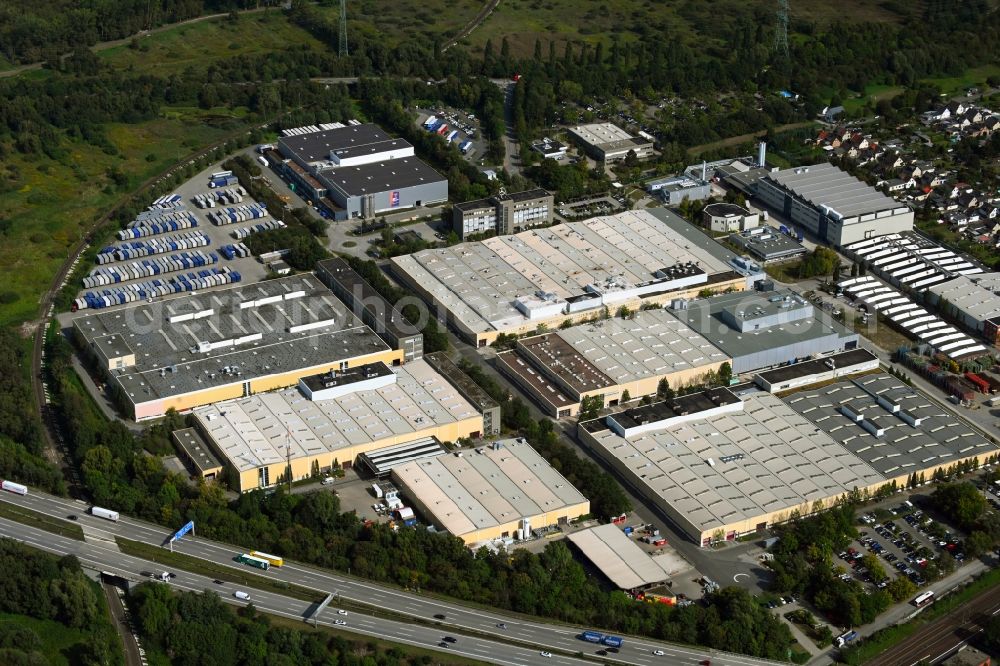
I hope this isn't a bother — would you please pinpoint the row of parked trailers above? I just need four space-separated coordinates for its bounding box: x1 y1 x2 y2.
96 231 210 264
150 194 184 210
220 243 251 259
73 267 242 311
83 250 219 288
233 219 285 240
208 203 269 226
194 186 247 208
118 210 199 240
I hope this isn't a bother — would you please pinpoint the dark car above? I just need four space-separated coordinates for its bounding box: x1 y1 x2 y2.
443 637 457 643
438 642 449 648
213 579 224 585
433 614 446 620
596 650 608 656
66 514 78 521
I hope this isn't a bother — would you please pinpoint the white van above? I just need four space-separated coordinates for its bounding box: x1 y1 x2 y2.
321 477 335 486
234 591 251 601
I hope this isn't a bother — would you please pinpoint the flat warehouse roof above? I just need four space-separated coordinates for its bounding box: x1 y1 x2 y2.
756 349 879 385
567 524 673 589
279 124 392 163
173 427 223 473
392 438 588 538
391 208 737 335
74 275 389 401
785 373 999 477
193 359 479 472
551 308 728 384
667 290 856 360
319 156 446 197
585 392 885 534
765 162 905 220
927 273 1000 323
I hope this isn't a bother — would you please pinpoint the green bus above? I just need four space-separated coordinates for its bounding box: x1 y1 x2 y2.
237 553 270 571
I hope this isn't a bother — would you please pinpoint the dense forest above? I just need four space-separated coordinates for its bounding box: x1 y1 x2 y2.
0 539 122 665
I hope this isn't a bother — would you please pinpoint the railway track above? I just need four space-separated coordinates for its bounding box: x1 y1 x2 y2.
870 583 1000 665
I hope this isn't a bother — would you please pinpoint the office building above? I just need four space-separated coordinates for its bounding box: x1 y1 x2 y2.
452 189 554 239
729 227 807 263
702 203 760 233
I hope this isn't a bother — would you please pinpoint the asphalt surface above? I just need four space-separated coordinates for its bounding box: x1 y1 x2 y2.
0 489 783 666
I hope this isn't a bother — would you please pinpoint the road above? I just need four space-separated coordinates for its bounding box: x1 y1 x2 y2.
0 517 585 666
0 490 783 666
442 0 502 51
871 583 1000 666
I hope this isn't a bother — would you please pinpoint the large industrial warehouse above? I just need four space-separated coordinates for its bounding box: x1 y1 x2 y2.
579 388 887 546
391 209 754 346
579 374 1000 546
785 373 998 479
277 123 447 220
391 437 589 546
497 308 730 417
666 288 859 373
73 275 403 420
191 359 485 492
755 163 913 246
925 272 1000 339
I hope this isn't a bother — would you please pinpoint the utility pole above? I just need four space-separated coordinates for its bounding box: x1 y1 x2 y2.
775 0 789 57
339 0 349 58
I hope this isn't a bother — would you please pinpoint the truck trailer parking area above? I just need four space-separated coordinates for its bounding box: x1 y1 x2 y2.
74 162 271 312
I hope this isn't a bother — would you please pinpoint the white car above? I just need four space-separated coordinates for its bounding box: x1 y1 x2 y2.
234 591 251 601
337 609 348 615
334 619 347 626
540 652 552 658
653 650 665 656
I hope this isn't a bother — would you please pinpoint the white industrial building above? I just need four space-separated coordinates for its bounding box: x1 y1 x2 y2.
838 276 988 361
926 273 1000 340
756 163 913 246
567 123 654 163
844 233 983 293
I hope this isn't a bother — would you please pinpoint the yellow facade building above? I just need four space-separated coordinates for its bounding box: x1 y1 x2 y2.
192 359 486 493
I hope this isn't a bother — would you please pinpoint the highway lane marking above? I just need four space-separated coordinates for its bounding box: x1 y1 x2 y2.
1 500 779 666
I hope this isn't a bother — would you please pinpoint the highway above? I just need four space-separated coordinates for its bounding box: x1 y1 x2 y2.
0 490 783 666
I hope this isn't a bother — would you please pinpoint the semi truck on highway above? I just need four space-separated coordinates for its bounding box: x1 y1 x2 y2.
1 480 27 495
91 506 119 521
580 630 603 643
249 551 284 567
237 553 270 570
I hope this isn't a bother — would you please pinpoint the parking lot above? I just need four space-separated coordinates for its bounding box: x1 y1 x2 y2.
840 499 968 594
73 160 272 311
414 107 486 164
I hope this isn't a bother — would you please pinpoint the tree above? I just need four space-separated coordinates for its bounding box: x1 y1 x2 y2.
620 389 631 403
932 482 987 531
718 362 733 385
963 530 995 558
657 378 674 400
885 576 917 603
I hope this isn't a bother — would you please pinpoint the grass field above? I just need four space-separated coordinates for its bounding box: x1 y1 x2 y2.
97 11 327 75
922 64 1000 96
0 613 97 665
0 117 239 328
